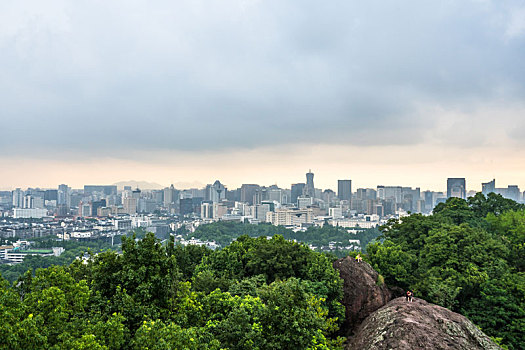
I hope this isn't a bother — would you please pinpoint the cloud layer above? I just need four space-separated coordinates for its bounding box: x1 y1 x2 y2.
1 0 525 158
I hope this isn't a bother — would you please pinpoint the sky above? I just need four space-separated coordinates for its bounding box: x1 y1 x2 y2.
1 0 525 191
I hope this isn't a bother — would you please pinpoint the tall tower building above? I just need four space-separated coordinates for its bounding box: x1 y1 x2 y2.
12 188 24 208
164 184 177 207
206 180 226 203
337 180 352 201
58 184 71 208
305 170 315 198
447 178 466 199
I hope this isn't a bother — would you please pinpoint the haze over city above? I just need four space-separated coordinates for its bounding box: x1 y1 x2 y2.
2 3 525 349
1 1 525 190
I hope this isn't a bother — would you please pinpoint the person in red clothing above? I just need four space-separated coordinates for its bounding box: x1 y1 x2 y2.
406 290 413 302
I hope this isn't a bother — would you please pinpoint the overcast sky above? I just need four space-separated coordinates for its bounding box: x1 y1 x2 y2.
1 0 525 191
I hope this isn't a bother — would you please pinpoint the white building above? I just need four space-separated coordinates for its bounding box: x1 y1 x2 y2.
297 196 313 209
329 207 343 219
266 208 314 226
13 208 48 219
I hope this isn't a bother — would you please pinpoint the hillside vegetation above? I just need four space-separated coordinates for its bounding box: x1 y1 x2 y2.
0 234 345 349
367 193 525 349
179 221 380 255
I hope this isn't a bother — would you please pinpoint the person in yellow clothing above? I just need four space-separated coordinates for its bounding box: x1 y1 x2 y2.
355 253 363 262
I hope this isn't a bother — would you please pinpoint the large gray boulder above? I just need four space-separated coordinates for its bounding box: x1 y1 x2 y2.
333 256 396 335
346 297 501 350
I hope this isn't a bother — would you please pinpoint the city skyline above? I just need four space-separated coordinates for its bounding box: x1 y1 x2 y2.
1 2 525 191
0 169 520 195
3 170 522 221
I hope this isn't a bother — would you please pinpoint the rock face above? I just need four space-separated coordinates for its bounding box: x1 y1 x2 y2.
346 297 501 350
333 256 394 335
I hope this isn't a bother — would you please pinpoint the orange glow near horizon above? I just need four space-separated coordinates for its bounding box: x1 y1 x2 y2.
1 143 524 192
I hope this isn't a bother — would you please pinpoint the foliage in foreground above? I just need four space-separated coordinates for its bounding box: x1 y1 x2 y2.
366 193 525 350
0 234 344 349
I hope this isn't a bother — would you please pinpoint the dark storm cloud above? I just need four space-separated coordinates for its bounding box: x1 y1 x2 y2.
1 0 524 156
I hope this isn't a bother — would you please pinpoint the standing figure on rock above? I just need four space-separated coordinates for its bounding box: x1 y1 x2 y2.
406 290 413 302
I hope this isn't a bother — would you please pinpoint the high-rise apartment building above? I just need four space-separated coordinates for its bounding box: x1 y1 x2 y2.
58 184 71 208
163 184 177 207
447 178 466 199
12 188 24 208
338 180 352 202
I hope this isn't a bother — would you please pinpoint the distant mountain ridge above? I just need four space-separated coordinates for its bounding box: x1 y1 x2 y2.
113 180 164 190
113 180 205 190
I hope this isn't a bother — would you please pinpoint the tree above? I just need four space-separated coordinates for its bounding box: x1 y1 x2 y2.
468 192 524 218
365 202 525 350
258 278 342 350
433 197 475 225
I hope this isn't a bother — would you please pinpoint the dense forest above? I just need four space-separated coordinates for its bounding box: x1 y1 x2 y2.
367 193 525 349
1 234 345 349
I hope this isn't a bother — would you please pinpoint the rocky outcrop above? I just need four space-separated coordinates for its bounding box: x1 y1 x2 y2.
333 256 395 335
346 297 501 350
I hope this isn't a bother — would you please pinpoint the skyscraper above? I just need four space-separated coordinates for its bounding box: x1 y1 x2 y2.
377 186 402 203
206 180 226 203
164 184 177 207
337 180 352 201
447 178 466 199
482 179 496 195
291 183 306 205
58 184 71 208
180 198 193 216
305 170 315 197
240 184 260 205
12 188 24 208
